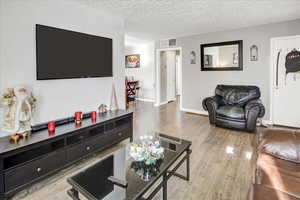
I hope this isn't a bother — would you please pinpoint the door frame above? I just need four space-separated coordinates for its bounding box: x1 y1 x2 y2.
270 35 300 125
155 47 182 107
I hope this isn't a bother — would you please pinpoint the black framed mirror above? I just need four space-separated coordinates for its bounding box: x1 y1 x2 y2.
200 40 243 71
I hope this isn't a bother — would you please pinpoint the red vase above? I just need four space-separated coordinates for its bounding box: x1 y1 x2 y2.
91 111 97 121
48 121 56 134
75 111 82 124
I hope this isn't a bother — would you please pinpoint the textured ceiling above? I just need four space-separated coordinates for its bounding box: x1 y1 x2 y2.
74 0 300 40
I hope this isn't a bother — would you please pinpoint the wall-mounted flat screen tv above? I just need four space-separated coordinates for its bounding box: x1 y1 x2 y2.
36 24 113 80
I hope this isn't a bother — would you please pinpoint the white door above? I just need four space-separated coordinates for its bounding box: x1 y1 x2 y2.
272 36 300 127
166 51 176 101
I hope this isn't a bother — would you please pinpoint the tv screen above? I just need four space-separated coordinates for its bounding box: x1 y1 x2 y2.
36 24 113 80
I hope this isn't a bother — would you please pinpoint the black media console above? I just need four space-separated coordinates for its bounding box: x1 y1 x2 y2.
0 110 133 200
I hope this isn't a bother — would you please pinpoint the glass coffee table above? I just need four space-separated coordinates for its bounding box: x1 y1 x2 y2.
67 134 192 200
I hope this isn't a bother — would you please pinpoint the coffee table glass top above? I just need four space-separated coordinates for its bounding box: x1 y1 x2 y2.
68 134 191 200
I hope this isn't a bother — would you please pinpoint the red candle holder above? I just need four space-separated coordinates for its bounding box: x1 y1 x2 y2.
91 111 97 121
48 121 56 134
75 111 82 124
75 123 82 128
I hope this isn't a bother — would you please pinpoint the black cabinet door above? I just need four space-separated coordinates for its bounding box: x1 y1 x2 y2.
4 150 66 192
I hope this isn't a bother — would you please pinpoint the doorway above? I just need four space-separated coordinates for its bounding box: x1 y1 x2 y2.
270 35 300 128
155 47 182 107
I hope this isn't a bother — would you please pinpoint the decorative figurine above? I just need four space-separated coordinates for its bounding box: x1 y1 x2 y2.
110 83 119 111
250 45 258 61
190 51 196 64
98 104 108 114
0 86 36 142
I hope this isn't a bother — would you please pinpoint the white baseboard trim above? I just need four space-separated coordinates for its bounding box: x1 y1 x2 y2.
262 120 273 126
136 98 155 103
180 108 208 116
154 101 169 107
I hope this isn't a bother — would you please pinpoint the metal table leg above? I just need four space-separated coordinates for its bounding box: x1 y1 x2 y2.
172 148 191 181
67 188 80 200
163 173 168 200
186 148 191 181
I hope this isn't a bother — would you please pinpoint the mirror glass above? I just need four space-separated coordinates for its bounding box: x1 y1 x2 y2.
201 40 243 71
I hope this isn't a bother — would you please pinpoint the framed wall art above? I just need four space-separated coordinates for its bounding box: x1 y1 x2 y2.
125 54 140 68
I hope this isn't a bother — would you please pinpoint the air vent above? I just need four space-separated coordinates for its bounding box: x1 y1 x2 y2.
159 39 177 48
169 39 176 46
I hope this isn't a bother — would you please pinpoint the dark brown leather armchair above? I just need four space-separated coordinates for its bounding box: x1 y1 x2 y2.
248 129 300 200
202 85 265 132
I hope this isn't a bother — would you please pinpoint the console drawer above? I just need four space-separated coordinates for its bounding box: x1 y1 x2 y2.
4 150 66 192
67 127 131 163
67 134 107 163
67 142 90 163
106 127 131 144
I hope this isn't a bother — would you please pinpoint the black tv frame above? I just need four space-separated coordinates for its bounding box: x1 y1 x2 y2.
35 24 113 80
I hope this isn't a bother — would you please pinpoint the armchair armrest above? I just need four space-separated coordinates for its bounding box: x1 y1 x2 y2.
245 99 265 132
245 99 265 118
202 96 222 124
202 96 221 111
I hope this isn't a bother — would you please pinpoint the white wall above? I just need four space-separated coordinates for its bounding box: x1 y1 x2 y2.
125 39 155 101
0 0 125 134
159 19 300 119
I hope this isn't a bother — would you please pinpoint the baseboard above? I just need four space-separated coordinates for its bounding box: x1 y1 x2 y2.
180 108 208 116
136 98 155 103
154 101 168 107
262 120 273 126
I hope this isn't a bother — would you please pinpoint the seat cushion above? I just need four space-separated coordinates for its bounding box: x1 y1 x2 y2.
216 105 245 119
259 129 300 163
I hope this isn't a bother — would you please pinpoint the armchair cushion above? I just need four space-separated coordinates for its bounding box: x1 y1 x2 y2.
216 106 245 119
259 129 300 164
215 85 260 106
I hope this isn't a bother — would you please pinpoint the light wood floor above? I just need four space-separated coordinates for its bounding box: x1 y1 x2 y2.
14 99 258 200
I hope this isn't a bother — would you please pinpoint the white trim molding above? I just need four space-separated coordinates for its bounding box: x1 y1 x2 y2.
262 119 273 126
180 108 208 116
154 101 169 107
155 47 183 107
136 98 155 103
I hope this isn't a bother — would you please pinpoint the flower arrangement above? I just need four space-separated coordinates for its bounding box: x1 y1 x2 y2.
129 135 164 165
129 135 164 181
